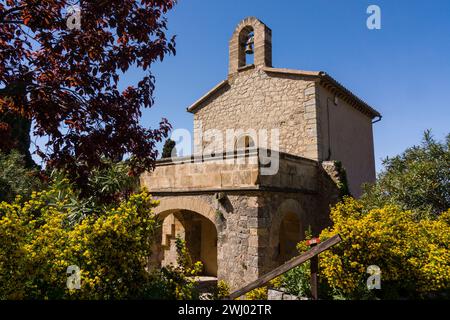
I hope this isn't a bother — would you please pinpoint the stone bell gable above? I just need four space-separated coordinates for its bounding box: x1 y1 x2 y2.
141 17 381 290
228 17 273 74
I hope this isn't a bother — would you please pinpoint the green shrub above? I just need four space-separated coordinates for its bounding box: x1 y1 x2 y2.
280 262 311 298
362 130 450 218
0 150 41 202
274 226 313 298
50 160 139 224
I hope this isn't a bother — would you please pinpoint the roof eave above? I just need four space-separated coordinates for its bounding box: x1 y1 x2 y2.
187 80 229 113
186 68 381 120
262 67 381 119
319 72 381 119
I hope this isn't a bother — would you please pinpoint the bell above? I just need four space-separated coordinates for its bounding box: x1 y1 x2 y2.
245 35 254 54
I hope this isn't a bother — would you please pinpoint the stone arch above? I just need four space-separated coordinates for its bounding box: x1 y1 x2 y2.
239 25 254 67
154 196 217 225
229 17 272 75
235 133 256 151
151 197 219 277
269 199 305 265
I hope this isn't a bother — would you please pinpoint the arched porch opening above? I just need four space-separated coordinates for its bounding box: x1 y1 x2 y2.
149 197 219 277
277 211 303 264
269 199 305 266
160 210 218 276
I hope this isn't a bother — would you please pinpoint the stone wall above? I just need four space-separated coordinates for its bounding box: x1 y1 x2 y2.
268 289 304 300
140 150 320 194
190 67 377 197
255 192 325 274
140 155 259 193
192 67 320 160
258 153 318 192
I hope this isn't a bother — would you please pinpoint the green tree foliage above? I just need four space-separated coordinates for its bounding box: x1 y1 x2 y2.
52 160 140 224
1 114 34 167
361 130 449 217
0 150 41 202
162 138 177 159
1 148 140 222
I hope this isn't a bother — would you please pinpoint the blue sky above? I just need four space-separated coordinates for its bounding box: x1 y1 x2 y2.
34 0 450 172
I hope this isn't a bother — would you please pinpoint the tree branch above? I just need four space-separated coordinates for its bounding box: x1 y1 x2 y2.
0 5 27 24
0 20 23 24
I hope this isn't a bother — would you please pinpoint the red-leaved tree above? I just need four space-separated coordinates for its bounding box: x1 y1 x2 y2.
0 0 175 188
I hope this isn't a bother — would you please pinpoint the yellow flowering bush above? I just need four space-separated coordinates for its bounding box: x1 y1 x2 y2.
213 280 230 300
175 237 204 276
246 287 268 300
319 197 450 299
241 278 282 300
269 276 283 289
0 182 161 299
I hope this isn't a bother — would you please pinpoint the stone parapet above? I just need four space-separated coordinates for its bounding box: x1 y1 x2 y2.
140 148 319 194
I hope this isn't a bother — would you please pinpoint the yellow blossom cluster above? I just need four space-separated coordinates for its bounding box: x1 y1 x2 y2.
0 184 160 299
318 197 450 298
245 286 268 300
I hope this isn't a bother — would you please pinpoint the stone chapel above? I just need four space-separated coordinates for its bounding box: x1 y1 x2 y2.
140 17 381 290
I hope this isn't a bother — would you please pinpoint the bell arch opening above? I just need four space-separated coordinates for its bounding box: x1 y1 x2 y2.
238 27 254 67
229 17 272 75
157 210 218 277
